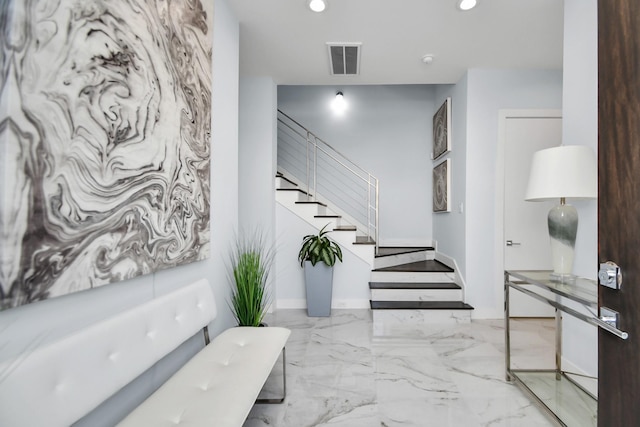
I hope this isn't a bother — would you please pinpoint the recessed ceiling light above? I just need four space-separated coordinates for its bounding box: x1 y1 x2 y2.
309 0 326 13
457 0 477 11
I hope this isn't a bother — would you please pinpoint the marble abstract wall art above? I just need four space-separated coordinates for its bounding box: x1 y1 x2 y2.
0 0 213 309
433 159 450 213
432 97 451 160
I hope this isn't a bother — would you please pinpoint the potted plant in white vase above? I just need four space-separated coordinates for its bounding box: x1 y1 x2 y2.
298 224 343 317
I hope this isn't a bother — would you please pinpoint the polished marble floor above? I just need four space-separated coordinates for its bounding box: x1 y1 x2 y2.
244 310 557 427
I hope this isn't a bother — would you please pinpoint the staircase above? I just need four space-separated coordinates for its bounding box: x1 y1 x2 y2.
275 173 376 265
370 247 474 336
276 171 474 334
276 110 473 333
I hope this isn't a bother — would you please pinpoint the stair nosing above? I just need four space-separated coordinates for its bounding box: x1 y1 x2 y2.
375 247 435 258
372 260 454 273
295 201 327 207
277 188 308 195
275 174 298 187
369 282 461 290
369 301 474 310
334 226 357 231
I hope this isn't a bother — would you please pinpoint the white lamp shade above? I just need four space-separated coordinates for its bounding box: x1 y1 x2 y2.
525 145 597 201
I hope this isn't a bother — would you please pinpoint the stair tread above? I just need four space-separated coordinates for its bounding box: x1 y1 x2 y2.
275 174 298 187
376 247 435 257
370 301 474 310
354 236 376 245
369 282 460 290
277 188 308 194
373 260 454 273
334 226 357 231
295 201 327 207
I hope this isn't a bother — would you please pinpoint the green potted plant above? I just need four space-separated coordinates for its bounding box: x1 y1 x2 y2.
298 224 343 316
229 231 273 326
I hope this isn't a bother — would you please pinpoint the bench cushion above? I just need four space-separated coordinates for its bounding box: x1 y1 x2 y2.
117 326 291 427
0 279 216 427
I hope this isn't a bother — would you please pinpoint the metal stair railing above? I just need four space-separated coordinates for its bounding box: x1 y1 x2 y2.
277 109 379 254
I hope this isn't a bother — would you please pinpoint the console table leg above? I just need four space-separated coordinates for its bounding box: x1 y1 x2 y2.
555 308 562 380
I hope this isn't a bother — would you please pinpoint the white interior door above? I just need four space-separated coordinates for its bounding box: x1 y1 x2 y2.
504 115 561 317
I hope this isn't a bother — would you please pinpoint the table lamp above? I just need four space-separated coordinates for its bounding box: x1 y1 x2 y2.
525 145 597 281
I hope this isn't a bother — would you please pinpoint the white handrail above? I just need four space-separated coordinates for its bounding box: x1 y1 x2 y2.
277 110 379 253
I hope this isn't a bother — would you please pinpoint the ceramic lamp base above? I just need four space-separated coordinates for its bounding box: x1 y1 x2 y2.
548 202 578 277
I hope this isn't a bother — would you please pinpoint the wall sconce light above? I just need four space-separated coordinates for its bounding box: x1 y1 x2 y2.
309 0 327 13
331 91 347 114
457 0 477 11
525 145 597 281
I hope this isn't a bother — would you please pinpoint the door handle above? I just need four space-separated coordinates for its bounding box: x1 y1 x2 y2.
506 240 521 247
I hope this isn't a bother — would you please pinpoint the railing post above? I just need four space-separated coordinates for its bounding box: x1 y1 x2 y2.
278 110 380 251
306 131 311 201
375 178 379 255
313 137 318 202
367 174 372 241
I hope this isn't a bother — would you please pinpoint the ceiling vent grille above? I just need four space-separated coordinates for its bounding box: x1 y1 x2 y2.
327 43 361 75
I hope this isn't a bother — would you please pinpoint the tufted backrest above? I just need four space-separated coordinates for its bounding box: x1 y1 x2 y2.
0 278 217 427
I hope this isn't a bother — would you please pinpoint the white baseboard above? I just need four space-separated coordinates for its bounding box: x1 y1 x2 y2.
276 298 370 310
378 238 433 247
275 299 306 309
332 299 371 309
471 307 504 319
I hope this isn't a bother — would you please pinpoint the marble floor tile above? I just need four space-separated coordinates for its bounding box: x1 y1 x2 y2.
245 310 556 427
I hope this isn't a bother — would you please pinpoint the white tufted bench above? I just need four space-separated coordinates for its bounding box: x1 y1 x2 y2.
0 279 290 427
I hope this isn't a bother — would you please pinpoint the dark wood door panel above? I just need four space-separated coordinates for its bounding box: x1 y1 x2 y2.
598 0 640 425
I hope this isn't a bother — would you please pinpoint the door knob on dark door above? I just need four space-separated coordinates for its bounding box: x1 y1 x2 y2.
598 261 622 290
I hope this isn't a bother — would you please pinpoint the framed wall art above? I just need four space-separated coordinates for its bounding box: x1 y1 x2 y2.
432 97 451 160
0 0 213 309
433 159 451 213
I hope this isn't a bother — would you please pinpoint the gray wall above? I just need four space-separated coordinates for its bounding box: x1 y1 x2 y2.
238 76 278 302
239 77 278 232
465 69 563 318
561 0 598 380
0 1 241 425
278 85 436 246
433 81 468 279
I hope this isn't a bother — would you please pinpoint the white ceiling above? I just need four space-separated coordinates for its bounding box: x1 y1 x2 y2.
226 0 564 85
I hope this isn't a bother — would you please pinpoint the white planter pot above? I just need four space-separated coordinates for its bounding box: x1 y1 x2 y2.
304 261 334 317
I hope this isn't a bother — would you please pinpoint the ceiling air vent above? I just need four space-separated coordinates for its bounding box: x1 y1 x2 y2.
327 43 361 76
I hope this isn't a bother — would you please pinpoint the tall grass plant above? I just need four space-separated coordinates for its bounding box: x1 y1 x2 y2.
228 230 274 326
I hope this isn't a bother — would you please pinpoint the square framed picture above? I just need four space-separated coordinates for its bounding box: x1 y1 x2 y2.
432 97 451 160
433 159 451 213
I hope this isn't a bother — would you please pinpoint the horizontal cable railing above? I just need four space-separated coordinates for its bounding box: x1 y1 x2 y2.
277 110 379 253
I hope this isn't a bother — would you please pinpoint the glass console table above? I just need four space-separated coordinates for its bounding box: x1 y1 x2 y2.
504 270 602 427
